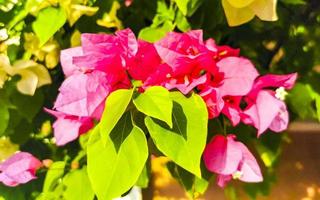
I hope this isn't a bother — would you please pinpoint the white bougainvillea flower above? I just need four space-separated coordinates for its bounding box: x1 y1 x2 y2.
222 0 278 26
0 55 51 95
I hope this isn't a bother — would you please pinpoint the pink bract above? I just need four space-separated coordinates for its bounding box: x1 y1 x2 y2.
242 73 297 136
203 134 263 187
0 152 42 187
54 71 114 119
45 109 94 146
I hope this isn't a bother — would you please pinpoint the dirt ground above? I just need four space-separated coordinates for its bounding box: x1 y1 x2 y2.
144 121 320 200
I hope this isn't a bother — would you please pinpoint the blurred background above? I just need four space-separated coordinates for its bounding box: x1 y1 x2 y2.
0 0 320 199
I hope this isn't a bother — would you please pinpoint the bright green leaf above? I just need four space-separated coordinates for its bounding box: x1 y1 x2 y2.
87 112 148 200
145 92 208 177
100 88 134 144
175 0 188 16
176 10 191 32
138 21 174 42
32 7 67 46
133 86 173 128
43 161 66 192
136 157 151 188
62 167 94 200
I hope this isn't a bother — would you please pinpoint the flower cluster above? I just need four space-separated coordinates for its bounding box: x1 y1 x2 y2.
0 29 296 188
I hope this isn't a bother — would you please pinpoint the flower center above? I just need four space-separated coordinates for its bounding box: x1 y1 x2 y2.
232 170 243 180
275 87 288 101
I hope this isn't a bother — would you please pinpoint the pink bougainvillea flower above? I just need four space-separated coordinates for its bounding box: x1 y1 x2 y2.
205 39 240 60
54 71 115 119
0 152 42 187
165 74 207 95
45 109 94 146
154 30 213 76
200 87 224 118
199 57 258 123
216 57 259 97
73 29 137 72
241 73 297 136
203 134 263 187
221 96 242 126
128 40 162 81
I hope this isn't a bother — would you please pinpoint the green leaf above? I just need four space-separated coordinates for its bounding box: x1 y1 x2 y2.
138 21 174 42
145 92 208 177
174 0 203 16
280 0 306 5
136 157 151 188
0 100 9 136
100 88 134 144
62 167 94 200
316 94 320 122
32 7 67 46
133 86 173 128
175 10 191 32
287 83 317 119
87 112 148 200
10 89 44 121
167 162 210 198
43 161 66 192
0 185 24 200
174 0 188 16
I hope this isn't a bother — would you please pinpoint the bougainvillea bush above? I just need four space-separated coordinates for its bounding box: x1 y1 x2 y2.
0 0 320 199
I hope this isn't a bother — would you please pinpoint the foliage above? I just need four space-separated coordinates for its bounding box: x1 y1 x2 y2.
0 0 319 199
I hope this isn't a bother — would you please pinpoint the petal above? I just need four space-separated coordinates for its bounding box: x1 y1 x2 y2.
0 152 42 186
154 31 207 76
250 0 278 21
227 0 255 8
222 97 242 126
200 87 224 118
28 64 52 88
128 40 161 81
269 101 289 132
217 57 259 96
115 28 138 58
15 69 38 96
52 116 93 146
54 71 110 118
244 90 283 136
0 173 18 187
203 135 242 175
254 73 298 90
81 33 115 54
165 74 207 95
222 0 255 27
216 174 232 188
60 47 83 77
238 143 263 183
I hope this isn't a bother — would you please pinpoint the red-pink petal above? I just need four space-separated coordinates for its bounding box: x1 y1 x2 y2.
203 135 242 175
200 87 224 118
254 73 298 90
